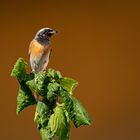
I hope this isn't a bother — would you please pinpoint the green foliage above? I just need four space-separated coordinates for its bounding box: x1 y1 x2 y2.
48 106 70 140
11 58 28 81
26 71 49 96
11 58 91 140
16 81 36 114
47 82 59 100
60 77 78 94
35 101 51 128
11 58 36 114
40 127 53 140
71 96 91 127
47 68 62 80
59 89 91 128
35 101 54 140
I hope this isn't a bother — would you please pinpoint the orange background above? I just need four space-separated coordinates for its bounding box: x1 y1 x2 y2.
0 0 140 140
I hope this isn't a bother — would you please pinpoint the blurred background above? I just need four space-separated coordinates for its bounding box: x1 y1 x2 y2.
0 0 140 140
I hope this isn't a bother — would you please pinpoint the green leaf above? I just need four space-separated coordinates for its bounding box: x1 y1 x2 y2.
59 89 74 118
60 89 91 128
47 82 59 100
35 101 54 140
16 81 36 114
47 68 62 80
40 127 54 140
48 106 70 140
47 83 59 92
60 77 78 94
35 101 51 128
26 71 49 96
26 72 35 81
11 58 28 81
71 96 91 128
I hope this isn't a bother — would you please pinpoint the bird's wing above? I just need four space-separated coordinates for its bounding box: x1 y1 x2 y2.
49 48 52 59
42 48 52 71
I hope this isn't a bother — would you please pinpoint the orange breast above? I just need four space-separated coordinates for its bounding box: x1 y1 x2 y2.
29 40 45 58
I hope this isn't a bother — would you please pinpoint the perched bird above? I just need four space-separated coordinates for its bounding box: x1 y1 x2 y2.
29 27 58 73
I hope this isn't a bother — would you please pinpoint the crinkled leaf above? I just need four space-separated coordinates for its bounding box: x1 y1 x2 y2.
48 106 70 140
60 89 91 128
71 96 91 127
25 72 35 81
40 127 54 140
47 83 59 100
16 81 36 114
11 58 28 81
59 89 74 118
47 83 59 92
47 68 62 80
60 77 78 94
35 101 54 140
35 101 51 128
26 71 49 96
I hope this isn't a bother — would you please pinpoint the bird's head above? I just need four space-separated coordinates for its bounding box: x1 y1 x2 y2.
35 27 58 45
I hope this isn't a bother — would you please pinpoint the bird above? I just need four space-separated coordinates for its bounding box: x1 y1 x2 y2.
28 27 58 73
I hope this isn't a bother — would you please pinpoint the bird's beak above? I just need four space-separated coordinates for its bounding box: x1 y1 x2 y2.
50 30 58 35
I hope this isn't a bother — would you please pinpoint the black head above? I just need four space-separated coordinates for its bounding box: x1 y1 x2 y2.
35 28 58 45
